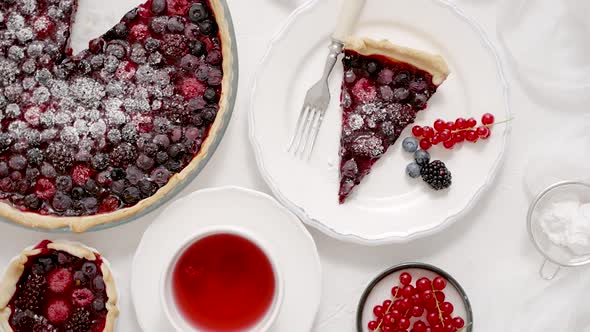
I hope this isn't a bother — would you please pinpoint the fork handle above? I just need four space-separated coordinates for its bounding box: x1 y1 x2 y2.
332 0 366 42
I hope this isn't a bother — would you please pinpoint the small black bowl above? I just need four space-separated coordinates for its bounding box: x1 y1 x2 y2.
356 262 473 332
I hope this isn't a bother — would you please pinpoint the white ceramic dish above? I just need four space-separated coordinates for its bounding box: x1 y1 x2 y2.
249 0 510 245
160 226 284 332
131 186 322 332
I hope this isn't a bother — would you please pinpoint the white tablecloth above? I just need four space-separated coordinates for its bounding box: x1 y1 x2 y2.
0 0 582 331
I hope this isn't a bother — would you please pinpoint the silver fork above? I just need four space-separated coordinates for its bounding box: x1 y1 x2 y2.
287 0 366 160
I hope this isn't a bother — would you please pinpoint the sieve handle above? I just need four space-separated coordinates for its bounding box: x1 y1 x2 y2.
539 259 560 280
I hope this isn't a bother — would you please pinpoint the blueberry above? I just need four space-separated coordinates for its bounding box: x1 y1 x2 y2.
189 3 208 22
142 143 159 158
24 194 41 210
414 150 430 166
413 94 428 109
151 0 166 14
167 16 185 33
203 88 217 102
206 50 221 65
52 192 72 212
57 253 71 265
144 38 160 52
0 162 8 177
156 151 169 164
122 187 141 204
82 197 98 211
92 298 105 312
393 88 409 101
168 144 184 160
167 160 183 172
74 270 87 285
71 187 86 200
153 135 170 149
136 154 155 171
85 179 101 196
112 23 129 39
82 262 97 278
138 179 158 196
9 155 27 170
56 175 73 192
394 71 410 85
124 8 138 21
198 20 215 35
366 61 379 75
38 257 54 272
402 137 419 153
406 162 422 178
190 40 205 56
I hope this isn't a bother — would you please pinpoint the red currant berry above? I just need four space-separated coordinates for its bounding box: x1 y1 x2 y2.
383 313 394 326
439 129 451 142
455 117 467 129
411 293 423 306
432 324 443 332
434 119 446 132
481 113 495 125
400 298 412 311
423 126 435 139
381 325 393 332
412 305 424 317
433 277 447 290
477 126 491 139
390 309 401 320
402 285 416 298
443 139 455 150
435 291 445 302
414 321 427 332
440 302 454 316
465 130 478 142
368 320 378 330
400 272 412 285
445 121 456 130
373 305 385 317
432 133 441 145
416 278 432 292
398 317 411 330
419 138 432 150
443 324 456 332
383 299 393 309
391 286 401 298
466 117 477 128
412 125 424 137
453 132 465 143
427 312 440 325
393 299 403 310
452 317 465 328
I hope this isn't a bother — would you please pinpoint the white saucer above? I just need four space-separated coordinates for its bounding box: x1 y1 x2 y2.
131 186 322 331
249 0 510 245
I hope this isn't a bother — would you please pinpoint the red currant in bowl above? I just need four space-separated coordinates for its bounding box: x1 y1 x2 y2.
357 263 472 332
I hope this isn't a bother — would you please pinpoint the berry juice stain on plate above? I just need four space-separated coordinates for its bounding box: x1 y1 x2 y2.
171 233 276 331
357 263 473 332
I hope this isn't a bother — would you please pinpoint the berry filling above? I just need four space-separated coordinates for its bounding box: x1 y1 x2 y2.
339 50 440 203
0 0 224 217
7 240 110 332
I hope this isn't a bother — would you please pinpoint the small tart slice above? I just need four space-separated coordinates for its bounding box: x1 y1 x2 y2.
0 240 118 332
338 37 450 203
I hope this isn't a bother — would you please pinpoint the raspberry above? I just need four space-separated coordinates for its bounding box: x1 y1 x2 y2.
420 160 452 190
352 78 377 103
130 24 149 42
47 268 73 294
46 299 71 324
72 288 94 307
179 78 206 99
34 178 56 200
99 196 120 213
160 34 188 58
167 0 191 15
115 61 137 80
33 16 55 37
72 165 92 186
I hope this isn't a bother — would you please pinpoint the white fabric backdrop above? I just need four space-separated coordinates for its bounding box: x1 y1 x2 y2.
0 0 585 331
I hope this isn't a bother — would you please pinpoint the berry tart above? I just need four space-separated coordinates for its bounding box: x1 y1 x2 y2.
338 37 449 203
0 240 118 332
0 0 234 232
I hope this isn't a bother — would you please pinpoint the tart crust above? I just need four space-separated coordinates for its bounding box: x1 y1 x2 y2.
0 241 119 332
345 37 450 85
0 0 235 232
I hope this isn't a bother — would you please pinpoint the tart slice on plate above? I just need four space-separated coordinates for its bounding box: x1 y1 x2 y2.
0 240 118 332
338 37 450 203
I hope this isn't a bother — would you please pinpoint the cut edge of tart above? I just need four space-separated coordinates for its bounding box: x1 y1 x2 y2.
0 0 235 233
338 37 449 203
0 240 118 332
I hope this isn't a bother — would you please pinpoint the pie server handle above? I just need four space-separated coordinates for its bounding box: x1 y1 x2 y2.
332 0 366 43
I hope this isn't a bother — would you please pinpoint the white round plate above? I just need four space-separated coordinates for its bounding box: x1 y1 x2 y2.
249 0 510 245
131 186 322 331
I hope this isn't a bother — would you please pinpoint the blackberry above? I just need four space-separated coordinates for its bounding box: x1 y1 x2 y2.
122 187 141 204
46 142 74 171
14 273 46 311
91 153 109 171
110 143 137 167
24 194 42 211
63 308 90 332
420 160 452 190
27 148 44 166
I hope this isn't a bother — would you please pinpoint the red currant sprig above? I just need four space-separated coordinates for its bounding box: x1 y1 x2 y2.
367 272 467 332
412 113 509 150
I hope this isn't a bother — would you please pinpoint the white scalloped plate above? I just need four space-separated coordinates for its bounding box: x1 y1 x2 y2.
249 0 510 245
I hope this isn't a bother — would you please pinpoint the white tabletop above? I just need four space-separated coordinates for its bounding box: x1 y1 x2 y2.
0 0 582 331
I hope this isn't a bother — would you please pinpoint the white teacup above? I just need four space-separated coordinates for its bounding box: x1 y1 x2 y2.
160 226 283 331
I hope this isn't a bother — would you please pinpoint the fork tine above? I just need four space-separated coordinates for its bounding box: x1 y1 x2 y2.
293 106 314 155
305 111 325 160
287 105 310 152
296 107 318 157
